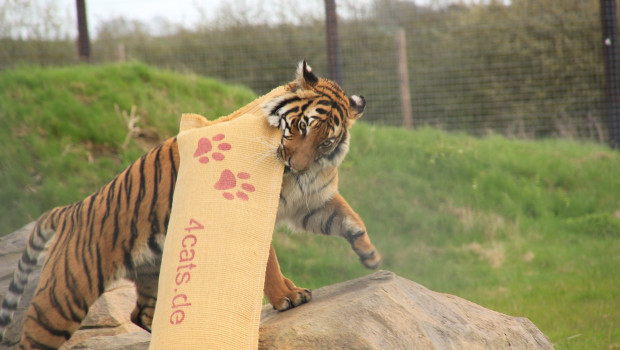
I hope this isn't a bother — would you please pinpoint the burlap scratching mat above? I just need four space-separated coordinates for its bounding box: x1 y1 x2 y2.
150 87 286 349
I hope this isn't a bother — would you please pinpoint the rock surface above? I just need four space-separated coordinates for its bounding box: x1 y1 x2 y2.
1 223 553 350
259 270 552 349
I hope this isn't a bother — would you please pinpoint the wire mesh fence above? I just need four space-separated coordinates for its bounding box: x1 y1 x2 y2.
1 0 617 145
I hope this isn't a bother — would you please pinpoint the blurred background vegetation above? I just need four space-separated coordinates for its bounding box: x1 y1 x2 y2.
0 0 610 140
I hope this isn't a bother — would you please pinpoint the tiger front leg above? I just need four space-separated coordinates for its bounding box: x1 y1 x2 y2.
131 270 160 332
304 193 381 269
264 244 312 311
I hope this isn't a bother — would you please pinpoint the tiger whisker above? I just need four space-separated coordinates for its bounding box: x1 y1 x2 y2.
248 137 280 169
299 173 311 211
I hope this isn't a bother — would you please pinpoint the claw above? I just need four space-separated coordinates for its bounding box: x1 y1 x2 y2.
301 289 312 303
282 297 292 311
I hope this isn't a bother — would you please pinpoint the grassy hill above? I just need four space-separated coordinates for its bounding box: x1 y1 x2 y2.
1 64 619 349
0 63 255 233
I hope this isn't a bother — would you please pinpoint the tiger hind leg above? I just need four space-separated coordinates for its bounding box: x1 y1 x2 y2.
19 252 105 348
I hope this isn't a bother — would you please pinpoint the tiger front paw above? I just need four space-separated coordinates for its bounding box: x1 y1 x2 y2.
268 277 312 312
360 248 381 269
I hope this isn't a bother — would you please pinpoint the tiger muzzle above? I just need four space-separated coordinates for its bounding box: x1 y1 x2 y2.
288 159 310 175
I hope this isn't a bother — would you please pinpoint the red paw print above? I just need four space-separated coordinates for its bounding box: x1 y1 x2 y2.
193 134 231 164
214 169 255 201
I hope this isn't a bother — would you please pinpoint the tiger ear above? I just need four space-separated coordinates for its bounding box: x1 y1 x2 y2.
348 95 366 120
296 60 318 89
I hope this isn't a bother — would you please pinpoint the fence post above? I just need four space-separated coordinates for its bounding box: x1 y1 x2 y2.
76 0 91 62
397 29 413 129
600 0 620 148
324 0 343 85
117 43 126 62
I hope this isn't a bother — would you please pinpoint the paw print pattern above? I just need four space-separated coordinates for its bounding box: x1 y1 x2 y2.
214 169 255 201
193 134 231 164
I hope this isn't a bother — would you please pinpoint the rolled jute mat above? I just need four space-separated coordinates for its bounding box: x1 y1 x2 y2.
149 87 286 349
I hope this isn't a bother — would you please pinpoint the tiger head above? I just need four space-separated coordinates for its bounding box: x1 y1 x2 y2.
264 61 365 175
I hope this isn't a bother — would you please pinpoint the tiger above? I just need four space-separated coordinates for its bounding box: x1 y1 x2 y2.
0 61 381 349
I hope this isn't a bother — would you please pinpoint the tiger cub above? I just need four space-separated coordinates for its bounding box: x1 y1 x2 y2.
0 61 380 349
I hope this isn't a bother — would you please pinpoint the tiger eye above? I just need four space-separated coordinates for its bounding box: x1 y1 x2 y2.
320 139 334 148
298 120 307 131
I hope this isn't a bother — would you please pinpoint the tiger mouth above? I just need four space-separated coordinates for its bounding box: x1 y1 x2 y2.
285 164 309 175
283 161 310 176
275 150 295 174
275 145 314 175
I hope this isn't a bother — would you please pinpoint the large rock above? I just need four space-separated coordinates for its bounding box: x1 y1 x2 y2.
259 270 552 349
1 224 552 349
60 280 149 350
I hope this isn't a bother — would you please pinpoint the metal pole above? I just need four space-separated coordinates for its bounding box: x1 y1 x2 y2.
325 0 343 85
600 0 620 148
76 0 91 62
397 29 413 129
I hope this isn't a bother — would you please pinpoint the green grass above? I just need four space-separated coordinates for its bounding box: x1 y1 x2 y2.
0 62 255 233
2 64 619 349
275 126 620 350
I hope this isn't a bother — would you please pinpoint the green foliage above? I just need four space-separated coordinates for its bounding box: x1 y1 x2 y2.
0 63 255 234
2 64 619 349
1 0 605 138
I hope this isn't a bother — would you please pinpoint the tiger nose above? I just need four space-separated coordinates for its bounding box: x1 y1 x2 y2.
289 160 308 174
